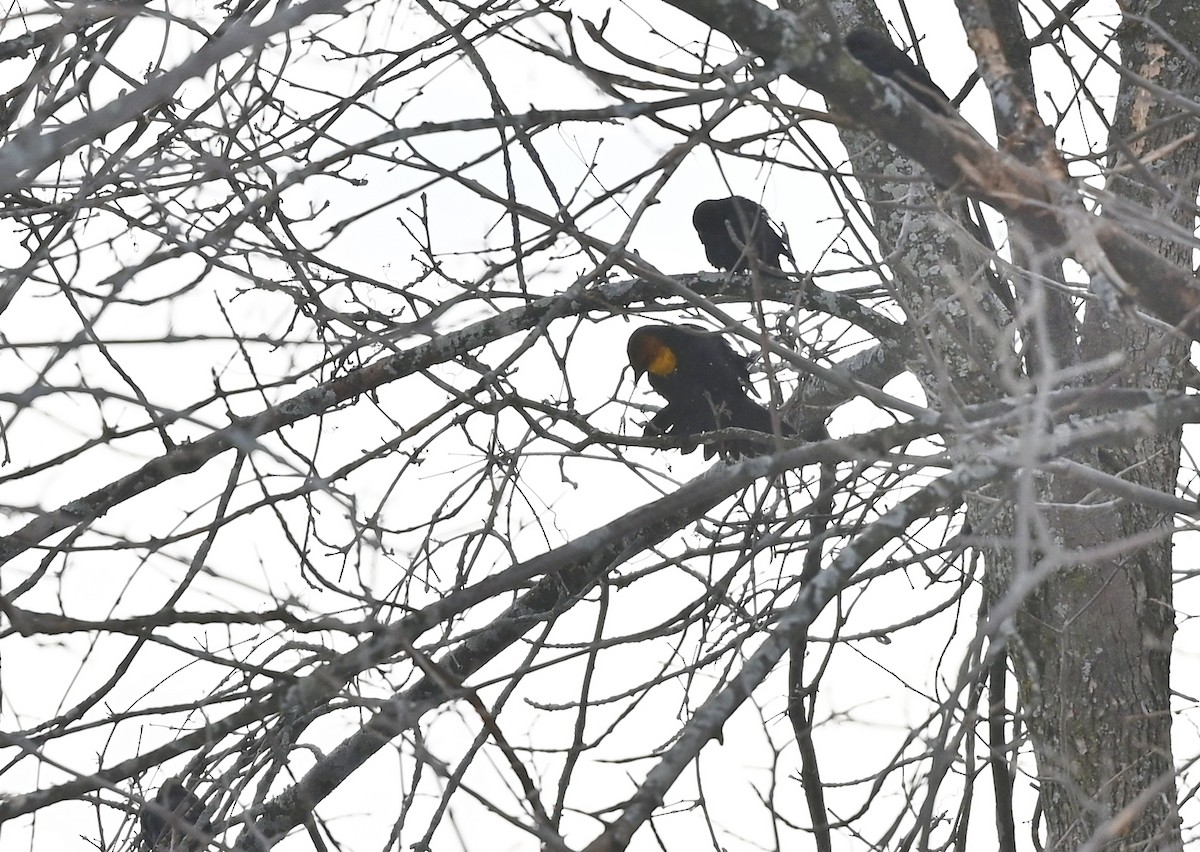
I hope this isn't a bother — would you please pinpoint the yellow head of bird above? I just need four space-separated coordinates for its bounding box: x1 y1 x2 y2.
627 329 678 379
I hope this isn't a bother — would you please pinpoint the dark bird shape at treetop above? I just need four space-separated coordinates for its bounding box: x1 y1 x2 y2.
140 779 210 852
627 323 794 459
844 27 952 114
692 196 793 273
844 28 1015 312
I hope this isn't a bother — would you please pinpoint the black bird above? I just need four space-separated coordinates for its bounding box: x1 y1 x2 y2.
627 324 793 459
844 29 1015 312
140 780 210 851
844 28 951 114
692 197 793 273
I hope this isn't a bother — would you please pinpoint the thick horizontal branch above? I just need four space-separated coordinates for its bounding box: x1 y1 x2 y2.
0 274 884 574
0 604 366 639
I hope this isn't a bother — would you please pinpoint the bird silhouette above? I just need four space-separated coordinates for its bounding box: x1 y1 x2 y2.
844 29 1015 312
627 323 793 459
844 28 952 114
692 197 793 272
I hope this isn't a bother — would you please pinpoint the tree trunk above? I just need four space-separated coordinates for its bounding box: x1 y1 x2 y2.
999 2 1196 848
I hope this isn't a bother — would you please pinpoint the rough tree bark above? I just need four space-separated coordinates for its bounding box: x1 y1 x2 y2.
1010 3 1196 848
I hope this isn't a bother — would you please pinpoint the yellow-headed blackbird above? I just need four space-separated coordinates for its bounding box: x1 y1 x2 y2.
140 780 209 851
693 197 793 273
844 28 951 114
627 324 794 459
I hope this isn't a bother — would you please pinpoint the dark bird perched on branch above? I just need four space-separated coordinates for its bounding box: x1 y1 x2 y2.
140 779 210 852
692 196 793 273
844 28 1016 313
627 324 794 459
844 27 951 114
